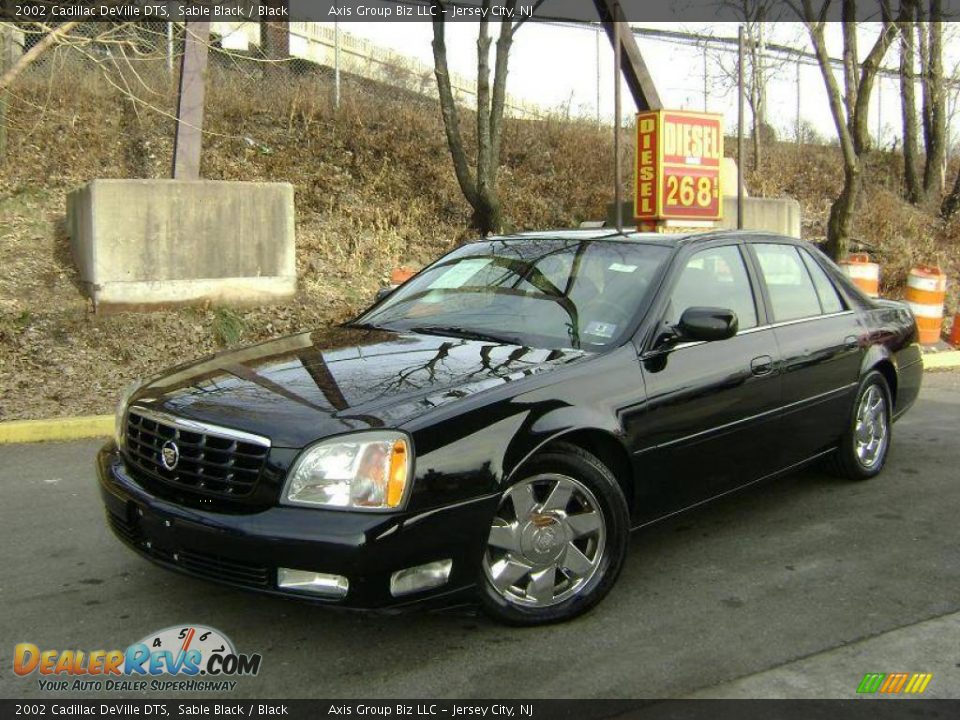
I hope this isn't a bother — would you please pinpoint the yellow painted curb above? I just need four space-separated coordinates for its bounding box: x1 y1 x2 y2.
923 351 960 369
0 415 113 444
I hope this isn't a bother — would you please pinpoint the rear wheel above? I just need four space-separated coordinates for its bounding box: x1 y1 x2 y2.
479 443 629 625
827 371 892 480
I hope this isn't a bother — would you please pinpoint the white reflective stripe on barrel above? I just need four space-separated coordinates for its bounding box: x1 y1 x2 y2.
907 273 947 292
843 263 880 280
907 301 945 319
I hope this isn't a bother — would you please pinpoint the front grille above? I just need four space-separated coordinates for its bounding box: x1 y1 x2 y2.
177 550 271 588
124 409 269 499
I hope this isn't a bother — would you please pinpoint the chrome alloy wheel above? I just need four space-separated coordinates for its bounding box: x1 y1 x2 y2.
482 473 606 608
855 385 888 469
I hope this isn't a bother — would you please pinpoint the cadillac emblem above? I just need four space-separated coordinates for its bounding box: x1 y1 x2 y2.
160 440 180 471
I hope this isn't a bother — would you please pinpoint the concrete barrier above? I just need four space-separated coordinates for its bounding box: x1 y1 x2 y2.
66 179 296 311
606 196 801 238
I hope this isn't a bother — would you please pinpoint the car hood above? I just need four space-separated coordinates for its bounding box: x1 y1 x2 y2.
131 326 587 447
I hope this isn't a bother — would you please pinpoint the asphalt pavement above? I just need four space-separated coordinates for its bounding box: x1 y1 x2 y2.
1 372 959 700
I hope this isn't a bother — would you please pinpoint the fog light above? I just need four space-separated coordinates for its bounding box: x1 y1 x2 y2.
390 559 452 597
277 568 349 599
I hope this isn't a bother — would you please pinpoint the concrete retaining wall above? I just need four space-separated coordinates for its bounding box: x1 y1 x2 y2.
66 179 296 311
606 196 802 238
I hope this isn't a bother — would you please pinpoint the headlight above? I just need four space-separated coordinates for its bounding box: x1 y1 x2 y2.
114 379 143 447
282 431 412 511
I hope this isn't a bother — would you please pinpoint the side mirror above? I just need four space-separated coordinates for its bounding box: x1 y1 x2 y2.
375 287 394 302
676 306 739 342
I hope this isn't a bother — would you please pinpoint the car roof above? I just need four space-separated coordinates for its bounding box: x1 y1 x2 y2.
485 228 799 248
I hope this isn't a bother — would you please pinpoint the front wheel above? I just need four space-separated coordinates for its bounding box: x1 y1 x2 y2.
479 443 629 625
827 371 892 481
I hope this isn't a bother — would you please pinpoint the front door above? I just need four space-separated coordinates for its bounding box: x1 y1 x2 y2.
629 243 783 517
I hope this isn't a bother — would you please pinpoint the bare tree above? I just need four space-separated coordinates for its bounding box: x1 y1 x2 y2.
701 1 793 171
797 0 897 259
430 0 518 235
899 1 921 204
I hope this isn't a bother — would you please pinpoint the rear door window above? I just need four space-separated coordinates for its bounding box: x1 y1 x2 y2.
799 249 845 314
753 244 823 322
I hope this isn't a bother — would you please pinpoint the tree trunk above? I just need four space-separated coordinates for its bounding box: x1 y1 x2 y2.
430 0 514 235
431 4 478 210
899 11 921 204
259 7 290 80
825 163 861 259
921 0 945 203
941 166 960 218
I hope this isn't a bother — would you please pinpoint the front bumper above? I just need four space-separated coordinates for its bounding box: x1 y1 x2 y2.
97 443 497 610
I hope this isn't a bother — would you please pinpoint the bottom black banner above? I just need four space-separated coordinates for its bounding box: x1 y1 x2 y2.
2 700 960 720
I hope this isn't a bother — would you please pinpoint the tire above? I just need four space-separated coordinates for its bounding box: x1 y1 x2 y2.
478 442 630 625
826 370 893 481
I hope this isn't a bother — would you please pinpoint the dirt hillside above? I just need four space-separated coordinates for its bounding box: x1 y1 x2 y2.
0 61 956 420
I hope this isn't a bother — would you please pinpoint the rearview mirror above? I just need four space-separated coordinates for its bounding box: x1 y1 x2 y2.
677 306 739 342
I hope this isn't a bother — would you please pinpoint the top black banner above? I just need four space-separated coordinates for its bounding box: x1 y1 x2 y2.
1 0 957 23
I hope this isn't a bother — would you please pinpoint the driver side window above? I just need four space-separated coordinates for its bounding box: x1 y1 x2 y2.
666 245 758 330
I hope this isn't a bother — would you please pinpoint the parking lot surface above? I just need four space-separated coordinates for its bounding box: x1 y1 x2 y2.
2 372 958 699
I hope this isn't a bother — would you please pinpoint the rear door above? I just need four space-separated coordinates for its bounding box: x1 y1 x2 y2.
630 242 783 515
748 241 864 465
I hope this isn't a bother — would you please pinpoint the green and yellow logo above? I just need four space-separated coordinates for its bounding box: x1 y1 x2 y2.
857 672 933 695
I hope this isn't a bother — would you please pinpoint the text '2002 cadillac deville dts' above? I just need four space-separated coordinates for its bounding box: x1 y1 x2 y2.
97 230 922 624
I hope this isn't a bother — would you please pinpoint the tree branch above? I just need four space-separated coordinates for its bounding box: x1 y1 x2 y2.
0 21 79 93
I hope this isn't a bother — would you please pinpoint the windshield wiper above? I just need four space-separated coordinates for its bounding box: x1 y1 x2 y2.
408 325 520 345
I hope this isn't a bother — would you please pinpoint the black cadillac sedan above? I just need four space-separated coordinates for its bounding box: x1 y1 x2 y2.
97 230 923 624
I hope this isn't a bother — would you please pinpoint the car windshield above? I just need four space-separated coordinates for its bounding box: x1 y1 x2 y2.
353 237 671 350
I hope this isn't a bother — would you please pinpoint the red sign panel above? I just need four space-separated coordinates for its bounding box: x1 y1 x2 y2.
634 110 724 222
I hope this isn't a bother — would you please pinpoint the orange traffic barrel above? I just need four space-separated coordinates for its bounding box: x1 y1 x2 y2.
839 253 880 297
905 265 947 345
949 312 960 348
390 266 416 285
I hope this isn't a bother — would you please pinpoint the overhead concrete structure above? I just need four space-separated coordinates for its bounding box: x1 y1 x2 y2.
66 179 296 312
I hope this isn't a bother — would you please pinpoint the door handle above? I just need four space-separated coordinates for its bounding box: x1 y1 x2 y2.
750 355 774 376
844 335 859 351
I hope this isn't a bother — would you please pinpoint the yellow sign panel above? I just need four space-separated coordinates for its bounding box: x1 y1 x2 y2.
634 110 724 223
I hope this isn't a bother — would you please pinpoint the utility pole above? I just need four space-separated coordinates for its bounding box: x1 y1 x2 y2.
596 24 601 127
614 11 623 232
795 58 801 145
737 25 745 230
703 45 708 111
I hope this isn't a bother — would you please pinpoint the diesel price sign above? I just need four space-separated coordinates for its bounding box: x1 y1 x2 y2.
634 110 723 224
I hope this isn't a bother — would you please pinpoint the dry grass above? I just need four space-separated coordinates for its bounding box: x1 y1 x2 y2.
0 58 958 420
0 60 621 420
